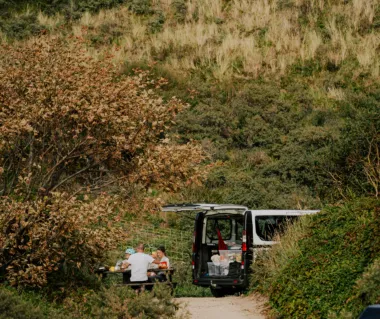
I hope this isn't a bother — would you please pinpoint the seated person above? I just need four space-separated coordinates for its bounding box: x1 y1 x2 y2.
149 246 170 282
158 246 170 269
123 243 160 291
121 248 135 270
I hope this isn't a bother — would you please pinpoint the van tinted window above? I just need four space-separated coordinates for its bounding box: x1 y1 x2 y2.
206 218 232 240
255 216 298 241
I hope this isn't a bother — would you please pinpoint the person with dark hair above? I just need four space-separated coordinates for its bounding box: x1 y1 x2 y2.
157 246 170 269
149 246 170 282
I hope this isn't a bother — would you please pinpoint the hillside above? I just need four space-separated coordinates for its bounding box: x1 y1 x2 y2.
2 0 378 208
0 0 380 318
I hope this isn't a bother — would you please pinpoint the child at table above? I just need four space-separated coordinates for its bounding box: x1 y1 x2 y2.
121 248 135 270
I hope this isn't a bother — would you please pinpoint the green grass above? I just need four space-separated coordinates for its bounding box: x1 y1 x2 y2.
252 198 380 319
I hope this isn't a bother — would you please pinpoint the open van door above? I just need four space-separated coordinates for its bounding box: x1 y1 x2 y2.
242 210 253 287
192 212 204 279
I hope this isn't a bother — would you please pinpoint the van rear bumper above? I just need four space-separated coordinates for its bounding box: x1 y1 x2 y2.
193 277 246 289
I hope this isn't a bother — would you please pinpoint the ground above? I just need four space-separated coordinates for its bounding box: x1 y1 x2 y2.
176 295 267 319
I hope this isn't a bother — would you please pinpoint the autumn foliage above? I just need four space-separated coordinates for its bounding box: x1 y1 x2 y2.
0 37 205 288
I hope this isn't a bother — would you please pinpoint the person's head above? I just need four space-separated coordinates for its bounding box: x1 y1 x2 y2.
125 248 135 259
136 243 145 253
157 246 166 258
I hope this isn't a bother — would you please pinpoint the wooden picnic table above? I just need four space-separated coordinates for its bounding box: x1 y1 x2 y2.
98 268 176 289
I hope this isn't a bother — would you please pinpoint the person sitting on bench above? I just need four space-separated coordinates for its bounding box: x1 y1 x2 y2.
149 246 170 283
121 248 135 270
123 243 160 291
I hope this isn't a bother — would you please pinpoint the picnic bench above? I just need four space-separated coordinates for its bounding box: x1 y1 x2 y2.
97 268 177 291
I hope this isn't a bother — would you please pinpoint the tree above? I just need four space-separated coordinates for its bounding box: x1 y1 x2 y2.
0 36 206 288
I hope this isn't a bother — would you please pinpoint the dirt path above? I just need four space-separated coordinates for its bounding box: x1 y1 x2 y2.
176 295 267 319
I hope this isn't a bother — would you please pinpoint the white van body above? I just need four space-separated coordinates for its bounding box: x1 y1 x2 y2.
163 204 319 297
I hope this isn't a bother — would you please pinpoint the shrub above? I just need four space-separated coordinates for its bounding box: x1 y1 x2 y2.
0 194 124 288
0 286 68 319
253 198 380 319
171 0 187 23
127 0 152 15
0 12 44 40
0 36 205 198
148 12 166 34
0 36 206 289
356 258 380 305
64 285 182 318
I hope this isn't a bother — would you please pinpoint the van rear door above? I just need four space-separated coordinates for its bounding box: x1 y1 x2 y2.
242 210 253 286
192 212 204 278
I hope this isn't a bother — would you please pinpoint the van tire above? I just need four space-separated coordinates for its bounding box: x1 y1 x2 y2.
210 288 226 298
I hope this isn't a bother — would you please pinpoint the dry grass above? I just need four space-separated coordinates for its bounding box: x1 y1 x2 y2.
34 0 380 81
37 11 64 29
327 87 346 101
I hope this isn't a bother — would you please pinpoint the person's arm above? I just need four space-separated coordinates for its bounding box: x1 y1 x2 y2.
123 255 133 269
121 260 130 269
148 255 160 265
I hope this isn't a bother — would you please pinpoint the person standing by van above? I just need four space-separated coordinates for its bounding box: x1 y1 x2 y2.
124 243 160 290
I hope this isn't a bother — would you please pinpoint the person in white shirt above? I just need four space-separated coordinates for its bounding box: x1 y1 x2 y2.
124 243 160 290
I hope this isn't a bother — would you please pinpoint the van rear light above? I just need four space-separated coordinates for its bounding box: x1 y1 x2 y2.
191 260 195 269
242 230 247 251
241 260 245 269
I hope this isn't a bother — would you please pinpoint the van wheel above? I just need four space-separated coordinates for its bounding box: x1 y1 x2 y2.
210 288 226 298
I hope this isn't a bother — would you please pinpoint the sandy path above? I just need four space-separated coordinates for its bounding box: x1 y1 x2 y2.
176 295 267 319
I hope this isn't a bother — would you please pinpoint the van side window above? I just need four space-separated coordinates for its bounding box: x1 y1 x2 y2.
206 218 232 241
255 216 298 241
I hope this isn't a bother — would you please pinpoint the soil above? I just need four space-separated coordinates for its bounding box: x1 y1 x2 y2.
176 295 267 319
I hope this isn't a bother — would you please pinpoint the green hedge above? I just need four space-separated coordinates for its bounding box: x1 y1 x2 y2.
257 198 380 318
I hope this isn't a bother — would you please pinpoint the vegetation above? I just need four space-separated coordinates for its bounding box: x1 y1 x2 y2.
1 0 380 317
252 198 380 318
0 286 68 319
0 34 204 317
0 284 182 319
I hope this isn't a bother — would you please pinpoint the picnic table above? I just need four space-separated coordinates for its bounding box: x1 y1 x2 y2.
97 267 176 291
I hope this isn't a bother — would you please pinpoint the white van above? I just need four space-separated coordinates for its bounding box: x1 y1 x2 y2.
163 203 319 297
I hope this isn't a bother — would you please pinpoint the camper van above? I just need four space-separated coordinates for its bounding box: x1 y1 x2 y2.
163 203 319 297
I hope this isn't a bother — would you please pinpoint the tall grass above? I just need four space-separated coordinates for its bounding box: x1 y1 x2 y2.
25 0 377 81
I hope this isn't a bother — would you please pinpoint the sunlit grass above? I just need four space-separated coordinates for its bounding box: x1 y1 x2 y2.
28 0 380 81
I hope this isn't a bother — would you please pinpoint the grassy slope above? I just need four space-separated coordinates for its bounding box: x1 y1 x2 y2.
252 198 380 318
1 0 380 316
1 0 379 207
